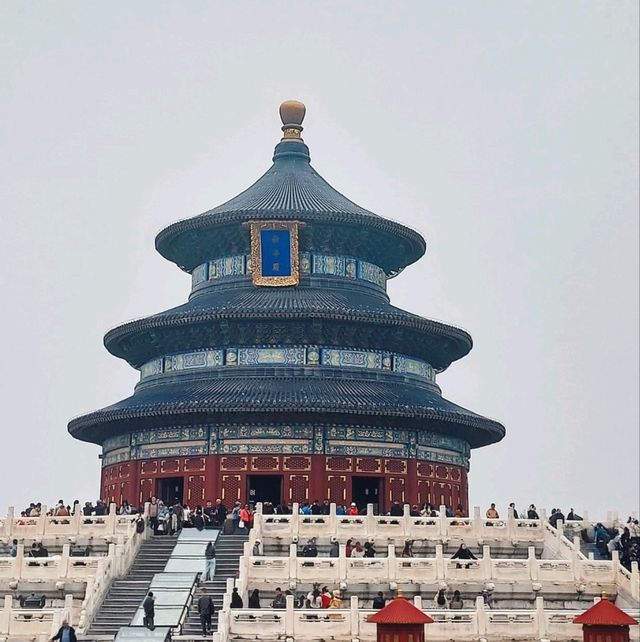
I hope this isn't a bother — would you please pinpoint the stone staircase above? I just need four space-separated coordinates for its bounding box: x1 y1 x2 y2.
579 540 609 561
180 533 248 638
87 535 178 636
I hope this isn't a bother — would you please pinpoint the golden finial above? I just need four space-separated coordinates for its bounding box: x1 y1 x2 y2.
279 100 306 142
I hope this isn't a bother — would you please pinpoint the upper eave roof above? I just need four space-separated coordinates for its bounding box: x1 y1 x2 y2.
155 141 426 273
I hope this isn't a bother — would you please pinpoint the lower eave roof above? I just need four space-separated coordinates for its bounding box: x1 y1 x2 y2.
68 372 505 448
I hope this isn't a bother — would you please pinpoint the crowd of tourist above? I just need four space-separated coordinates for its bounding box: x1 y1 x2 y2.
232 582 497 612
11 496 640 571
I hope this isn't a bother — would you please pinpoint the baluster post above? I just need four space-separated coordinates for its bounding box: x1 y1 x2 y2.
535 596 547 638
403 503 411 538
388 544 396 581
482 545 491 579
285 595 295 637
6 507 14 538
291 503 299 539
475 595 486 637
438 505 446 537
39 505 48 536
435 544 444 580
350 595 359 638
528 546 538 581
472 506 481 538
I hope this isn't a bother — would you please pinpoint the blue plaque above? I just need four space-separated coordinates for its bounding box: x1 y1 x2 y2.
260 229 292 276
250 221 300 286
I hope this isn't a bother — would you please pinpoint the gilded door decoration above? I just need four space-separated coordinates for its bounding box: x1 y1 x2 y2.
249 221 300 286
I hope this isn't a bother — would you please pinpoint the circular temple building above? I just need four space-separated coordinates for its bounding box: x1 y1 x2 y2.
69 101 505 512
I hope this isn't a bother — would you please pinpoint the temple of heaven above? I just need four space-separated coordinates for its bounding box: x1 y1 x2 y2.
69 100 505 512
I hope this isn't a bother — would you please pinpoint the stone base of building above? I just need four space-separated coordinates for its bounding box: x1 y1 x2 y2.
101 454 468 513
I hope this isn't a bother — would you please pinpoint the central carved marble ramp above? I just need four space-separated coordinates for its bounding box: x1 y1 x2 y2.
114 626 171 642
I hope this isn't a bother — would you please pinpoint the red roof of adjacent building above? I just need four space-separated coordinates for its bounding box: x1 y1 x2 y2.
368 598 434 624
574 598 638 626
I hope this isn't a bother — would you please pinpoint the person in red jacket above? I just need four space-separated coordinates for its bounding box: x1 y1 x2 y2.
347 502 359 516
239 504 252 532
320 586 332 608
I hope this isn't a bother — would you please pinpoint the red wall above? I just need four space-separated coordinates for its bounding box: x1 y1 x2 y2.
101 454 468 514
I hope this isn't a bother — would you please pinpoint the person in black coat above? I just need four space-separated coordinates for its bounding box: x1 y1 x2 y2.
50 620 77 642
248 589 261 608
372 592 386 609
451 543 477 568
143 592 155 630
527 505 539 520
197 588 215 635
389 501 404 517
230 588 243 608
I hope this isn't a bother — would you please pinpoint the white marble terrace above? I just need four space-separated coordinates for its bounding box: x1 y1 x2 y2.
216 503 639 642
0 504 145 642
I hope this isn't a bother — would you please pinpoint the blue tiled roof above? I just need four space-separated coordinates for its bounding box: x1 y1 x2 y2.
209 141 380 218
103 285 472 370
68 371 505 448
155 140 426 272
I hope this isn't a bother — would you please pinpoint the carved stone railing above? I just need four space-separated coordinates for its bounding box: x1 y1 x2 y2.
217 594 640 642
0 543 116 580
0 594 75 642
0 503 138 539
255 503 549 544
0 505 149 638
238 544 621 588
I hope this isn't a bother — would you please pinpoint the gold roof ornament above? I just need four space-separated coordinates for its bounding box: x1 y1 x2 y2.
279 99 306 142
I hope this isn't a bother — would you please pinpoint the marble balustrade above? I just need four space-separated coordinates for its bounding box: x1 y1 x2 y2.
218 594 640 642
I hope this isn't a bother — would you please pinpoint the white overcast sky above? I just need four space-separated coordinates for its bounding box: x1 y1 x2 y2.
1 1 637 518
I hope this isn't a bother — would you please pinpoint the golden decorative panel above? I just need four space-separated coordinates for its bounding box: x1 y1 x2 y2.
249 220 300 287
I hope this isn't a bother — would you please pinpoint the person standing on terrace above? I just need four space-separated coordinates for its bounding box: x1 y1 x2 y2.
345 539 354 557
548 508 565 528
486 503 499 519
452 543 477 569
239 504 252 532
347 503 359 516
50 619 77 642
230 588 243 608
148 497 158 532
329 590 343 609
119 500 132 515
204 541 216 580
271 588 286 609
54 501 69 517
389 501 403 517
527 505 539 519
433 588 448 608
350 541 365 557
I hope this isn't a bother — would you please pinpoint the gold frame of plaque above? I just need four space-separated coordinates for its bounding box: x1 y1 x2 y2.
249 220 300 287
